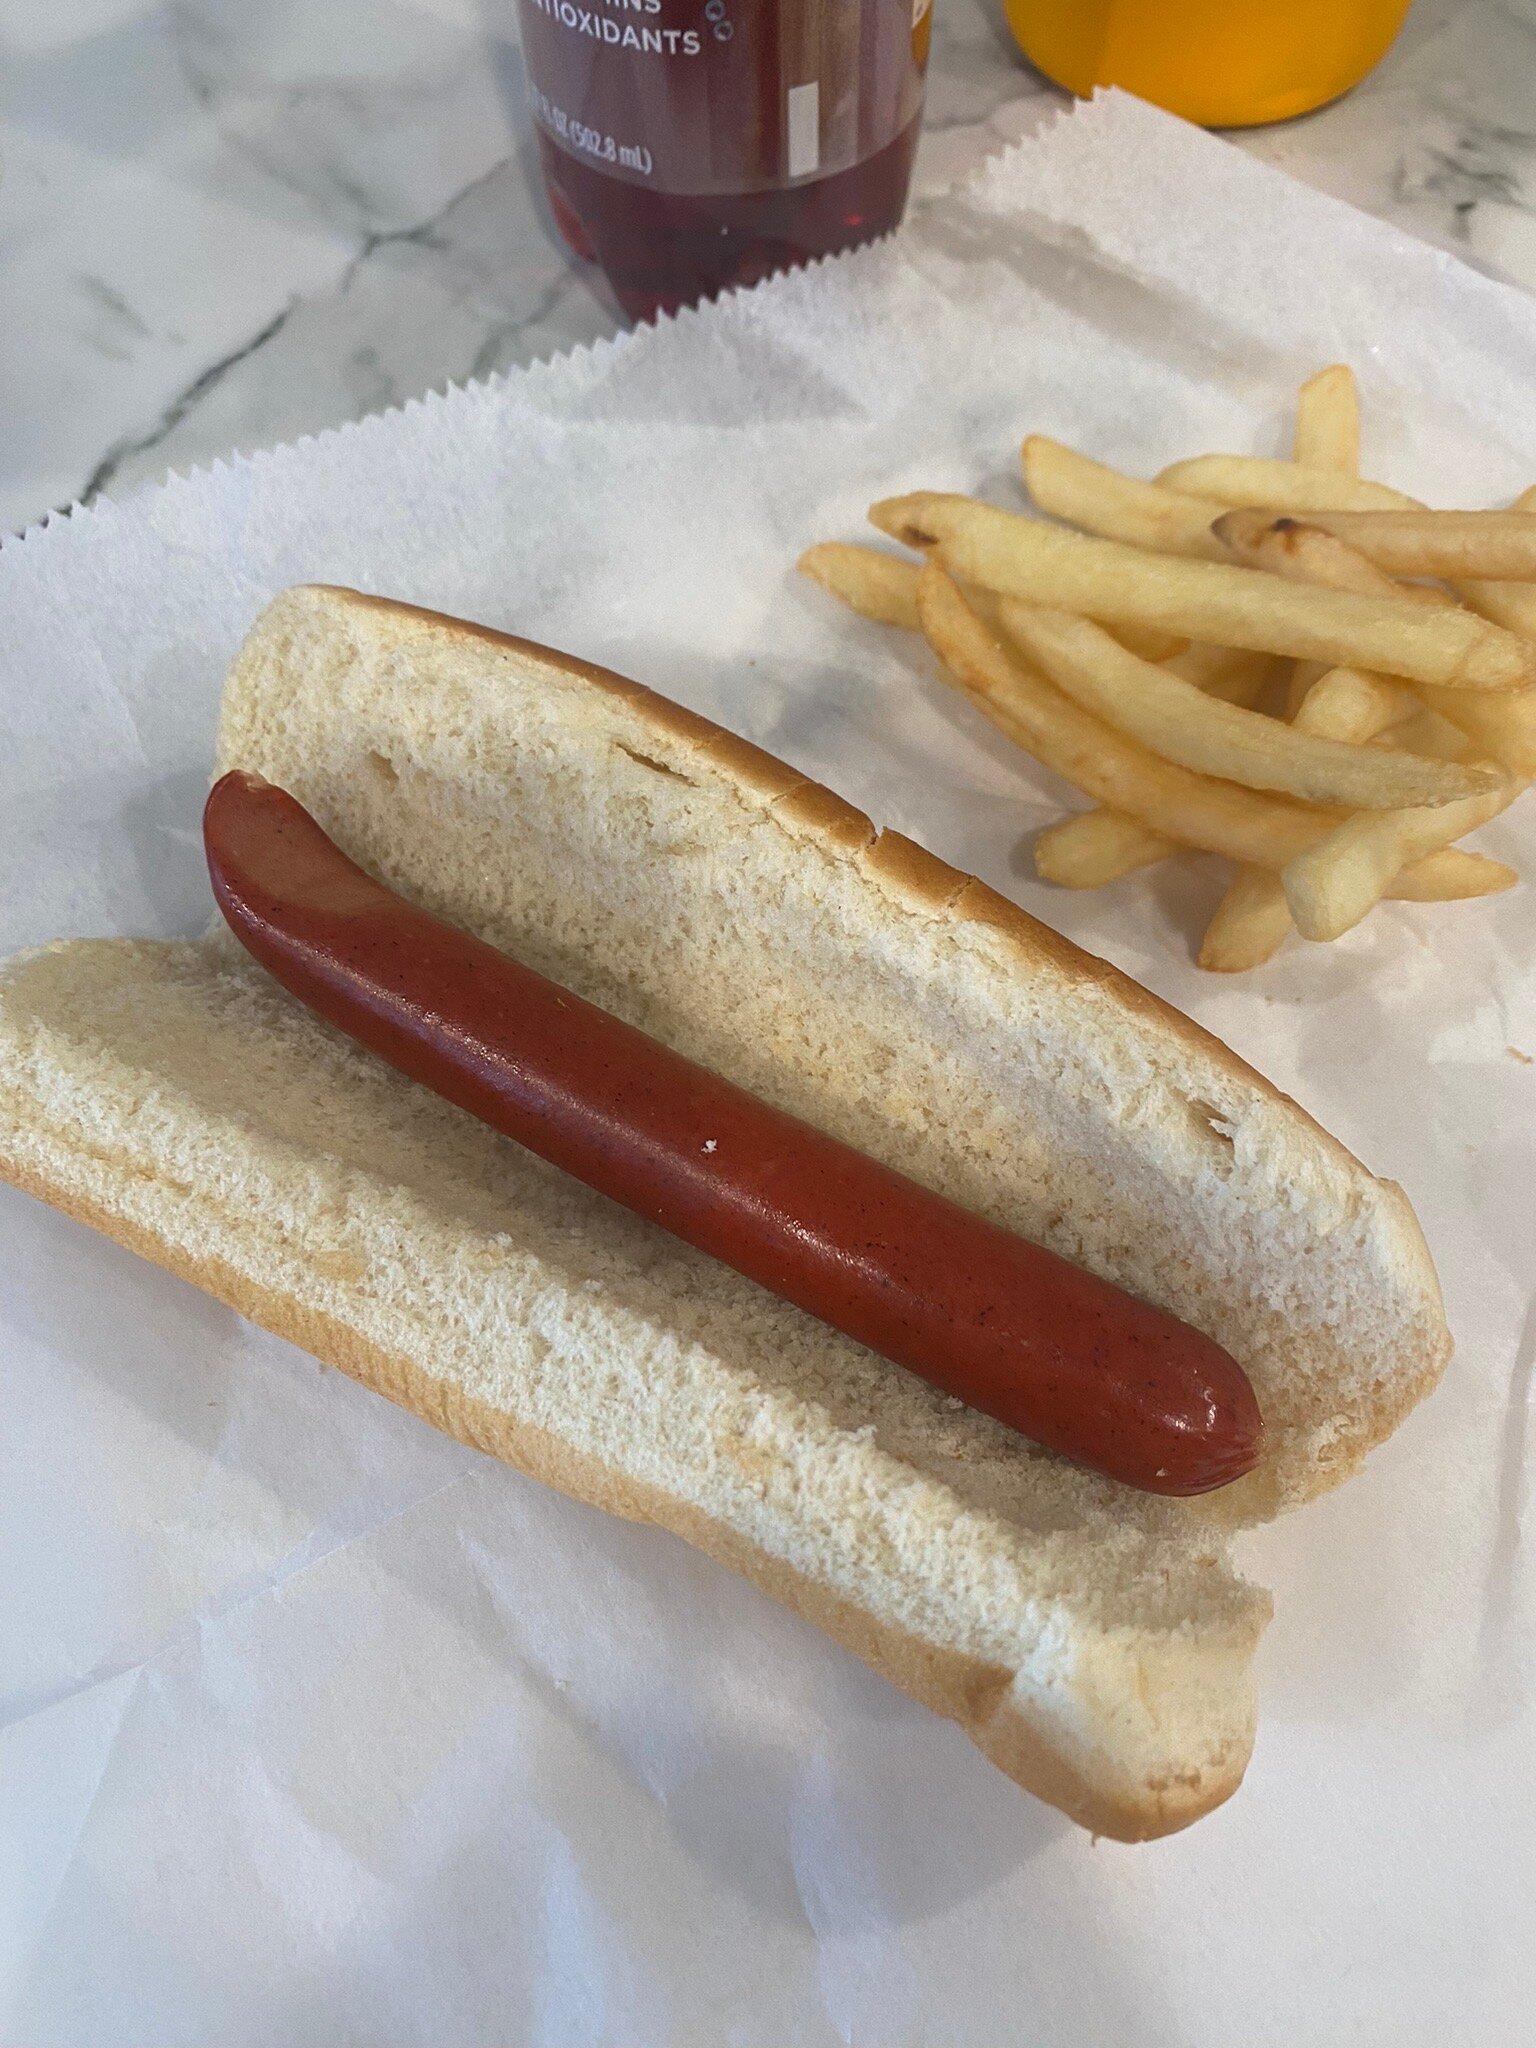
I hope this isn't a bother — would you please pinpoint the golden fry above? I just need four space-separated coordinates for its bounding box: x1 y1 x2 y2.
1292 666 1418 743
1037 647 1281 886
1032 809 1177 887
1285 660 1326 719
1214 511 1536 772
872 494 1536 693
1201 841 1515 971
1201 354 1405 976
1199 869 1294 972
1293 366 1361 475
1282 778 1522 941
872 489 978 549
1156 455 1416 512
1370 709 1473 761
1299 509 1536 581
1387 850 1517 901
1457 571 1536 643
996 602 1496 808
1213 510 1451 606
797 542 921 630
1039 647 1282 886
1021 437 1229 560
913 564 1337 868
1455 484 1536 635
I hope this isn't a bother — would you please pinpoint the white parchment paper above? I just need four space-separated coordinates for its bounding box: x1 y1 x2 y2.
2 93 1532 2046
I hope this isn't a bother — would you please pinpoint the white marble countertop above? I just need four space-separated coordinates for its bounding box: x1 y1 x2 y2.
4 0 1535 536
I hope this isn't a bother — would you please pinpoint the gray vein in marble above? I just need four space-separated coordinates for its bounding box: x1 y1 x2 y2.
73 276 158 367
1395 146 1521 240
164 0 507 241
337 153 513 293
1389 107 1536 258
465 266 591 383
76 298 297 507
170 22 388 243
76 277 153 341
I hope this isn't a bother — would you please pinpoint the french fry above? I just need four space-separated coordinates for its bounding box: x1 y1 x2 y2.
1021 437 1230 560
857 490 1182 657
1213 509 1452 605
1274 472 1517 940
1295 510 1536 581
1282 777 1522 940
1156 455 1417 513
1285 660 1327 719
1457 570 1536 641
1454 484 1536 636
995 602 1497 807
1214 510 1536 772
1293 365 1360 474
812 378 1531 975
1203 351 1392 974
1033 809 1178 887
872 495 1536 693
1199 869 1294 972
1043 647 1279 882
1370 709 1474 761
913 563 1338 868
1039 647 1280 886
1292 665 1418 743
796 539 1189 670
1200 845 1515 970
797 542 921 630
1387 850 1517 901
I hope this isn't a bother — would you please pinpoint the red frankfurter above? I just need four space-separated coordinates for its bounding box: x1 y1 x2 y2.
204 772 1261 1495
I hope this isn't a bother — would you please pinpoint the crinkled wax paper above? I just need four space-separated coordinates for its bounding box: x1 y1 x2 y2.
2 92 1532 2047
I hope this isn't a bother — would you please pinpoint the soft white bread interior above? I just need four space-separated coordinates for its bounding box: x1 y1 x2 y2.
0 585 1451 1838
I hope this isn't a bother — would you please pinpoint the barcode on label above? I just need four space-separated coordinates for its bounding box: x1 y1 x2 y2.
787 80 820 179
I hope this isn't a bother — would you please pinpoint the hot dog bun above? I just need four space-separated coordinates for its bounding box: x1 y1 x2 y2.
215 587 1448 1515
1 935 1265 1840
0 586 1450 1837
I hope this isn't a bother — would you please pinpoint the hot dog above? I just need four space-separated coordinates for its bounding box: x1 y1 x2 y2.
204 770 1262 1495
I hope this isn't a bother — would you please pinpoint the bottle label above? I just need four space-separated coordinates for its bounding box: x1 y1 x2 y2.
517 0 931 196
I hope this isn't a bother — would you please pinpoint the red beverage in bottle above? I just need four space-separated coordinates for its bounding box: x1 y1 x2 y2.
516 0 933 321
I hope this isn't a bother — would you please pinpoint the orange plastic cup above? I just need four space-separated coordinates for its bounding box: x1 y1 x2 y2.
1004 0 1412 128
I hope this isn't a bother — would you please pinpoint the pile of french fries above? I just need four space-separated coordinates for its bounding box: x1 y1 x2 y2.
799 367 1533 969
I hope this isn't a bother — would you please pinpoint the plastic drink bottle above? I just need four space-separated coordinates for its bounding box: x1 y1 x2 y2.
517 0 933 319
